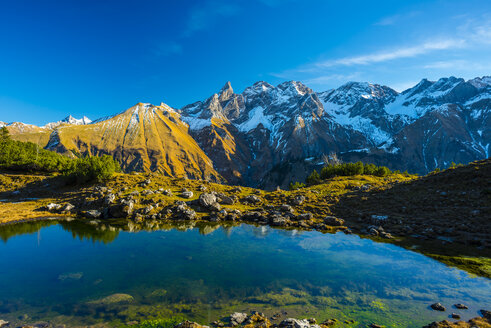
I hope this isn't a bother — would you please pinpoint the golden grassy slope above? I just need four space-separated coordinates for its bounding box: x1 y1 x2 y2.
51 103 222 181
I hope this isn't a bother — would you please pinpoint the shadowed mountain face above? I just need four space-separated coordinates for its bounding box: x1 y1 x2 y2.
5 76 490 188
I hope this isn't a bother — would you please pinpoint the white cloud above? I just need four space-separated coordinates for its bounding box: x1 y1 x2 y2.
303 73 361 86
315 39 466 67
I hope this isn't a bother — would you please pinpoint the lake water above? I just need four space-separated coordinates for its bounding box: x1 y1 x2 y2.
0 219 489 327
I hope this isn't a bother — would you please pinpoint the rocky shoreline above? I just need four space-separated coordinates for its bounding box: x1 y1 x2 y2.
1 309 490 328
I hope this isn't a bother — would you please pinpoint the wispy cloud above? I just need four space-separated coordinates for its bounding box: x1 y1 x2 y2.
302 73 361 86
154 42 183 57
315 39 466 67
373 11 420 26
182 1 240 37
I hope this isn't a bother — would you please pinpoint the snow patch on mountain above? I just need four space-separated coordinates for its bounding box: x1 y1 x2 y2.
238 106 272 132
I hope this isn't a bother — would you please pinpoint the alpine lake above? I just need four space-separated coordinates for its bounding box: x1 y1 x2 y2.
0 218 489 328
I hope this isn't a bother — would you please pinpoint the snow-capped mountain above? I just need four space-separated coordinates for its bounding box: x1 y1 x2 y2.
178 76 490 187
4 76 490 188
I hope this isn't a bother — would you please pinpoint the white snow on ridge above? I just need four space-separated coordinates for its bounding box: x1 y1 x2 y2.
181 116 212 131
238 106 273 132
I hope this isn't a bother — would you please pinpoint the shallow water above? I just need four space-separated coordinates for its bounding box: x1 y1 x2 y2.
0 219 489 327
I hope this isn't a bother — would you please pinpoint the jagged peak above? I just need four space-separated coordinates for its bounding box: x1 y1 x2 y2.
468 76 491 89
276 80 312 96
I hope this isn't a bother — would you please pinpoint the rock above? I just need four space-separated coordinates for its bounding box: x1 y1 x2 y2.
280 204 294 213
174 321 209 328
87 293 134 305
104 193 116 205
230 187 242 193
292 195 306 205
481 310 491 320
270 215 288 226
143 205 154 214
163 189 173 196
198 185 207 191
58 272 83 281
170 203 197 220
323 216 345 226
320 319 335 326
219 195 237 205
371 215 388 224
454 303 468 309
279 318 319 328
199 193 217 207
368 324 383 328
83 210 101 219
241 195 261 204
431 303 446 311
230 313 248 326
0 320 9 328
368 227 379 236
307 319 316 324
450 313 460 319
296 213 313 221
46 203 62 212
109 199 135 218
181 191 194 199
61 203 75 213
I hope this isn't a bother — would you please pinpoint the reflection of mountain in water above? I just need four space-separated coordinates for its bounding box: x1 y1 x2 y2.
0 218 247 243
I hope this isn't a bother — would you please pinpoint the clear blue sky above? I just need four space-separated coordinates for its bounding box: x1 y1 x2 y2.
1 0 490 125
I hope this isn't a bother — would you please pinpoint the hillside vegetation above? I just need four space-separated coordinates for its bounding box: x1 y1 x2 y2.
0 127 120 183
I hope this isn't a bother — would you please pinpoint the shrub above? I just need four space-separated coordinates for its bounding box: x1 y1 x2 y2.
306 170 320 185
64 155 121 184
289 181 306 190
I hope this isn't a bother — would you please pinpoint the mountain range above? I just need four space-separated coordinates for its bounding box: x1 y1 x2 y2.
2 76 490 188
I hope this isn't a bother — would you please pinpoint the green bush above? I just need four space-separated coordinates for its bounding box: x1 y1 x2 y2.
0 127 120 183
64 155 121 184
289 181 306 190
305 161 395 186
0 127 71 172
306 170 320 185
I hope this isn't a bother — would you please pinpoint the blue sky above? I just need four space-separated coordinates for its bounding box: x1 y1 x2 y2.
1 0 490 125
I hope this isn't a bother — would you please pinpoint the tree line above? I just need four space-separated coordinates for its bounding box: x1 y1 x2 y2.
0 127 120 183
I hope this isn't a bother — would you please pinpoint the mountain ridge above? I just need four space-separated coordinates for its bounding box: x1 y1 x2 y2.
4 75 490 188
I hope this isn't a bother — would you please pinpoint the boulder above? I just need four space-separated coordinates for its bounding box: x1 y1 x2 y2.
170 204 197 220
291 195 305 206
280 204 294 213
109 199 135 218
296 213 313 221
230 313 248 326
46 203 62 212
199 193 217 207
430 302 446 311
0 320 9 328
454 303 468 309
270 215 288 226
87 293 134 305
219 195 237 205
83 210 101 219
181 191 194 199
241 195 261 204
323 216 345 226
279 318 320 328
104 193 116 205
61 203 75 213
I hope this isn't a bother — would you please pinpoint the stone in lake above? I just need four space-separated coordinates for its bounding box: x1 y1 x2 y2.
229 312 248 326
431 302 446 311
454 303 468 309
0 319 9 328
83 210 101 219
87 293 134 305
450 313 461 319
58 272 83 281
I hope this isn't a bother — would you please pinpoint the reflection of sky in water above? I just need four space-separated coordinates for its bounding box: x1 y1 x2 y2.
0 222 489 326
